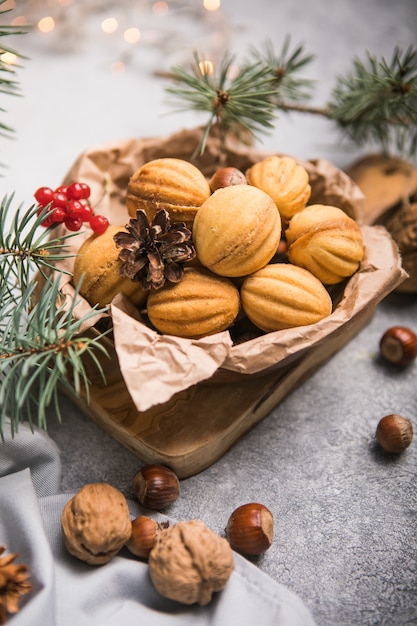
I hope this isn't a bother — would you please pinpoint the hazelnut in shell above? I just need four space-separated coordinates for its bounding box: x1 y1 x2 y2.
61 483 132 565
148 519 234 605
226 503 274 556
133 464 180 510
193 184 282 277
209 167 247 192
375 414 413 453
126 516 169 559
379 326 417 366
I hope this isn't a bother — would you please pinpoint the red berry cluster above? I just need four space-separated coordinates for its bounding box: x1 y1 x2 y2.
34 182 109 234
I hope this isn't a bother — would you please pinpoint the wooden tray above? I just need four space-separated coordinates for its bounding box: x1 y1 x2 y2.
64 303 375 478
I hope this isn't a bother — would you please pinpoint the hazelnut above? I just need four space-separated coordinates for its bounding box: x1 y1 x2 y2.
148 519 234 605
225 503 274 556
126 516 169 559
375 414 413 453
61 483 132 565
379 326 417 365
133 464 180 510
209 167 247 192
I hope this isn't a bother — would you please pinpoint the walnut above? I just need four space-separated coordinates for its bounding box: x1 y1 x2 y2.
148 520 234 605
61 483 132 565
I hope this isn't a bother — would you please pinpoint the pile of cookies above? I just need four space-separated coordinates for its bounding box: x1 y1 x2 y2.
73 155 364 340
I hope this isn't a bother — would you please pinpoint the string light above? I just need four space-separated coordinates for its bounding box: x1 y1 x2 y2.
0 51 17 65
101 18 118 34
203 0 221 10
38 16 55 33
4 1 234 74
152 2 169 16
110 61 126 74
124 27 141 44
11 16 28 26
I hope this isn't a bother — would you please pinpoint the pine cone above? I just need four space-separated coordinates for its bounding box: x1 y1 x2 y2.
0 546 32 624
114 209 196 290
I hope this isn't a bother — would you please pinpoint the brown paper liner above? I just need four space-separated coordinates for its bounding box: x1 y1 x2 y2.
42 127 406 413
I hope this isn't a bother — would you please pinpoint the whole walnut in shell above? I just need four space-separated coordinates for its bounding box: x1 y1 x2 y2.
148 519 234 605
61 483 132 565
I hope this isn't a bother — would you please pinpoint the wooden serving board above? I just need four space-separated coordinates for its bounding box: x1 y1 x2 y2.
65 304 375 478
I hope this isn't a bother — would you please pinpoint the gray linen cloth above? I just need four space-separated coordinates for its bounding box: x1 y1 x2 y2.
0 420 316 625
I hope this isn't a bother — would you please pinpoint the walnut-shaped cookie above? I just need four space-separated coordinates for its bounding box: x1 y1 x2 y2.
285 204 364 285
246 155 311 223
126 158 211 230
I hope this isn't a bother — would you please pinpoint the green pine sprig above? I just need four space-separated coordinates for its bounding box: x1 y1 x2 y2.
0 195 80 295
0 194 112 438
0 276 109 438
0 0 29 140
164 51 279 157
248 36 316 104
328 45 417 157
163 41 417 161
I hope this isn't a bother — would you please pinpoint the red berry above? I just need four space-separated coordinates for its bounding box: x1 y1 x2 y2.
51 207 66 223
34 186 54 206
79 182 91 199
90 214 109 234
66 199 84 219
64 215 83 231
79 203 93 222
52 191 68 209
54 185 68 195
41 213 56 228
67 182 91 200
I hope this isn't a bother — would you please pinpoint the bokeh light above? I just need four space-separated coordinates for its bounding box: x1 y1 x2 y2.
38 17 55 33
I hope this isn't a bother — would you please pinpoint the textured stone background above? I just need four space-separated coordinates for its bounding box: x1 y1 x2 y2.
2 1 416 624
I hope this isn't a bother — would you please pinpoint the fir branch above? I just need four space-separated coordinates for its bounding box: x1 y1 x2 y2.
0 195 79 294
0 277 109 438
0 1 29 141
248 36 316 103
328 45 417 157
164 51 279 156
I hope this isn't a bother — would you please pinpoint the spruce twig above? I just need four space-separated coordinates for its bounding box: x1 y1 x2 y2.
328 45 417 157
0 277 109 438
0 195 112 437
0 195 79 295
165 51 279 157
164 41 417 161
248 36 316 104
0 0 29 140
0 4 110 438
